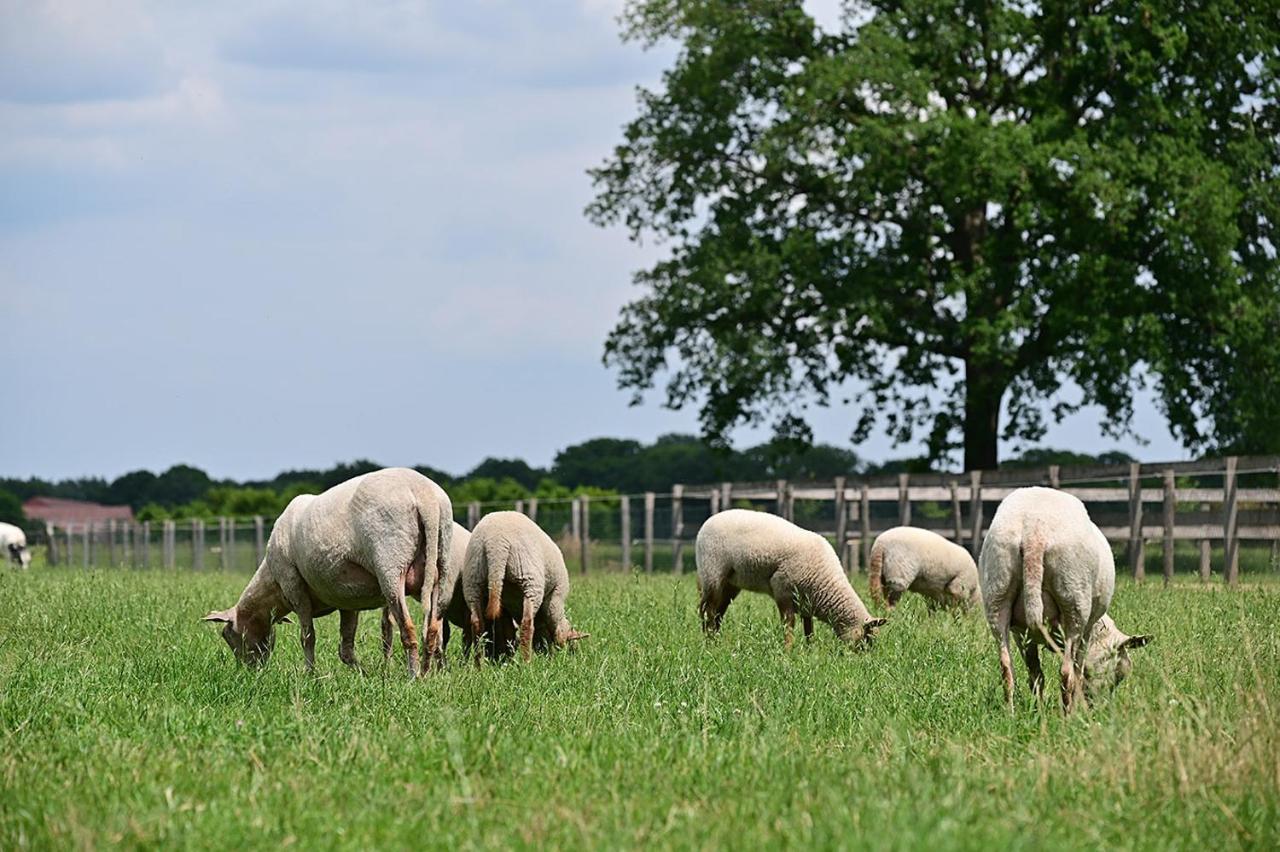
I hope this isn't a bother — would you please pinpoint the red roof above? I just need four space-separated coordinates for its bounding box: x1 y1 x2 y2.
22 497 134 525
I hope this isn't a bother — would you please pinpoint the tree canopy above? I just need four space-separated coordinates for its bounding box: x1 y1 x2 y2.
588 0 1280 469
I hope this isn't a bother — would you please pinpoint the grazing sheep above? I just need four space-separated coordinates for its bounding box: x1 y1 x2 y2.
979 487 1152 711
868 526 980 611
696 509 886 648
203 468 452 676
1 522 31 570
461 511 587 662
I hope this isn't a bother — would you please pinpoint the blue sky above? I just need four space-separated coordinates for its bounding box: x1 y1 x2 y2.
0 0 1185 481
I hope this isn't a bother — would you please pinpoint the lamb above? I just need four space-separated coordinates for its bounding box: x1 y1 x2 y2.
696 509 886 648
1 522 31 570
203 468 452 677
461 511 587 662
979 487 1152 711
868 526 980 611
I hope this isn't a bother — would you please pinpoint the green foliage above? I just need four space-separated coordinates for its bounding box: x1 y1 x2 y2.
0 571 1277 847
0 489 24 526
589 0 1280 469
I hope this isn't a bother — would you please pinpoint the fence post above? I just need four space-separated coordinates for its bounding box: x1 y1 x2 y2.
107 519 116 567
515 499 525 515
620 496 632 570
579 495 590 573
898 473 911 526
776 480 787 516
65 525 74 568
46 524 58 566
223 518 233 571
721 482 732 513
860 484 871 569
969 471 983 559
950 481 963 546
571 498 581 541
1224 456 1239 586
1127 463 1145 580
86 523 94 568
193 519 204 571
1197 501 1210 582
1048 465 1061 489
142 521 151 569
165 521 176 570
528 498 538 524
834 477 848 574
671 484 685 574
124 522 133 567
1162 470 1176 586
468 502 480 530
254 516 265 566
643 492 655 573
709 490 720 516
785 483 795 521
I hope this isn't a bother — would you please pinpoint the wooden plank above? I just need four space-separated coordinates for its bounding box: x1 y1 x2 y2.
1128 463 1145 581
643 492 655 574
620 496 631 570
1097 524 1280 540
950 481 963 546
859 485 871 569
1224 456 1239 586
1199 536 1211 583
833 477 847 558
580 495 590 574
785 485 1279 503
969 471 983 559
1162 470 1175 586
671 485 685 574
898 473 910 526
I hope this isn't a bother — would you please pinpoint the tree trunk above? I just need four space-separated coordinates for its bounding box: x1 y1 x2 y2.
963 361 1005 472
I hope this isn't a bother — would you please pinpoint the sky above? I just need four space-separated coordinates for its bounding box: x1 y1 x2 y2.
0 0 1186 482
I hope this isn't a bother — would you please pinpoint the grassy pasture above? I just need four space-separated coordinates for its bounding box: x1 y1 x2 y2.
1 568 1277 850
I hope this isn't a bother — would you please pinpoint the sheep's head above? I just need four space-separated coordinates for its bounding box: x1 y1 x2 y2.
8 543 30 569
1083 617 1153 696
202 607 286 668
840 617 887 650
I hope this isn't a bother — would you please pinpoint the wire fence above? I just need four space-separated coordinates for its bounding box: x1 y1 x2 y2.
29 454 1280 584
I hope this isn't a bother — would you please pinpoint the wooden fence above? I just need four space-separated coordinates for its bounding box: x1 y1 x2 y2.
37 454 1280 586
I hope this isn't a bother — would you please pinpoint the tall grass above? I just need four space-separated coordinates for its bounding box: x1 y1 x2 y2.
0 568 1276 849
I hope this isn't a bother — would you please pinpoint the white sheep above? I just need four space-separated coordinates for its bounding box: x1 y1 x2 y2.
461 511 587 662
868 526 980 611
203 468 453 676
696 509 886 648
1 522 31 570
979 486 1152 711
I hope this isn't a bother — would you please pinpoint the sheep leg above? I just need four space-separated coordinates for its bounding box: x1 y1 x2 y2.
989 602 1015 709
776 599 797 650
338 609 361 670
1021 639 1043 699
380 608 394 660
422 575 443 673
1060 635 1085 713
384 586 419 678
294 600 316 673
802 615 814 642
518 599 536 662
469 610 485 669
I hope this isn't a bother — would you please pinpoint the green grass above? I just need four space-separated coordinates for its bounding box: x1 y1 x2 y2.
1 568 1277 850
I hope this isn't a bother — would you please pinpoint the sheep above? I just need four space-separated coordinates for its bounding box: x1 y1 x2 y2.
461 511 587 662
376 522 519 664
979 486 1152 711
1 522 31 570
203 468 452 677
868 526 980 611
695 509 886 649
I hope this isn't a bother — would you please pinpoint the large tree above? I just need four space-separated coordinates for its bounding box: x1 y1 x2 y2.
589 0 1280 469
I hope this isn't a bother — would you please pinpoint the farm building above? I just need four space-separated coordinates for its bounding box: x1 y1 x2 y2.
22 496 133 526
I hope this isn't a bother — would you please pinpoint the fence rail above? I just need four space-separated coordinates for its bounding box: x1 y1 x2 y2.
33 454 1280 586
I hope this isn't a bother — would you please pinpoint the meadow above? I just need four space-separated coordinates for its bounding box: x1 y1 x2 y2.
1 566 1277 850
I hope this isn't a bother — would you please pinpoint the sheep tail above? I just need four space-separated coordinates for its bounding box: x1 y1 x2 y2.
868 541 886 607
1023 521 1047 636
484 538 509 622
434 500 452 619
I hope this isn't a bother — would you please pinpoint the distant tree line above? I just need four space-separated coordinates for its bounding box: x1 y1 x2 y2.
0 434 1134 524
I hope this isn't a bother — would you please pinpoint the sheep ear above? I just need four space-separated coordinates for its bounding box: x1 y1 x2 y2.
274 614 294 625
202 608 234 624
565 629 589 643
1123 634 1153 650
864 618 888 631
